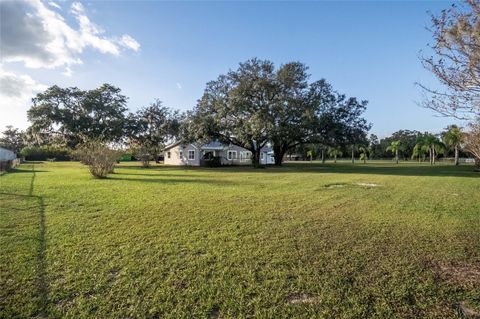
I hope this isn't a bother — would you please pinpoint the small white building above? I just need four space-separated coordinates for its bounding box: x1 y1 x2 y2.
163 141 275 166
0 147 16 161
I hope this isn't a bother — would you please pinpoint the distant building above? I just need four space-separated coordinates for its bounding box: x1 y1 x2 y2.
0 147 17 171
163 141 275 166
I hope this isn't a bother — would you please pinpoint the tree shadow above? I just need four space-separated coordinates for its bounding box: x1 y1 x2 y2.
3 168 49 174
204 162 480 178
1 164 49 316
114 172 212 178
107 176 233 185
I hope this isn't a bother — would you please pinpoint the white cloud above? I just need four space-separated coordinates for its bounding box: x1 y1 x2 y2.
0 66 48 129
47 1 61 10
119 35 140 52
0 0 140 73
176 82 182 89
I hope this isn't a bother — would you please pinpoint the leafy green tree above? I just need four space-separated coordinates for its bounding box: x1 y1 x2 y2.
127 100 181 167
416 134 445 165
328 147 342 163
358 146 370 164
412 141 429 162
269 71 337 166
187 58 370 167
306 149 314 162
379 130 422 159
0 126 25 153
368 134 382 159
27 84 128 147
386 141 401 164
442 125 463 165
186 59 277 167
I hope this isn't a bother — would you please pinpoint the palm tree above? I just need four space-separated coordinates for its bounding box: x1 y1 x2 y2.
412 141 429 162
306 149 314 162
358 146 369 164
422 134 445 165
328 147 342 163
386 141 401 164
442 126 463 166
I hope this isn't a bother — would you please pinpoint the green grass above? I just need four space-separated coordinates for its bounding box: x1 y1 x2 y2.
1 161 479 318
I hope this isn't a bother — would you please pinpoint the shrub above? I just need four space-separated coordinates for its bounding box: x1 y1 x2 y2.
74 141 121 178
204 156 222 167
20 145 71 161
132 146 153 168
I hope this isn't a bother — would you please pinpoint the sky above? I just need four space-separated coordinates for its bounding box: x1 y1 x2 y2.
0 0 463 137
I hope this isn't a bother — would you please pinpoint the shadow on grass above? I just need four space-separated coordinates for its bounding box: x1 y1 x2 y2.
115 161 479 178
114 172 212 178
4 169 50 174
203 163 480 178
108 176 233 185
1 164 49 316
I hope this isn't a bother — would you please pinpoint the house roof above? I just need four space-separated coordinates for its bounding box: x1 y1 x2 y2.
163 141 183 150
164 140 273 153
201 141 225 150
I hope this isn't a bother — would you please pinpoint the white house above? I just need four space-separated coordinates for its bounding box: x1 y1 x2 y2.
163 141 275 166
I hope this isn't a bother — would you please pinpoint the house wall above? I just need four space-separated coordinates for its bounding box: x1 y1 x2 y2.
164 144 201 166
164 143 275 166
0 147 16 161
260 151 275 165
221 145 252 165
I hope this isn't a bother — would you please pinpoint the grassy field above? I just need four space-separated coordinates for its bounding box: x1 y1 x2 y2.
1 161 479 318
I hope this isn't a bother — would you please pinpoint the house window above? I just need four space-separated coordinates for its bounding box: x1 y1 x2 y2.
227 150 237 160
179 150 183 158
167 151 171 159
188 150 195 160
261 152 264 160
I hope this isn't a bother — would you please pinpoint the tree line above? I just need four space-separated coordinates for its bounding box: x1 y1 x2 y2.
293 125 473 166
1 59 372 168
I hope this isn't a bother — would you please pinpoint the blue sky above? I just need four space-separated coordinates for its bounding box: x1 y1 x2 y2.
0 0 461 137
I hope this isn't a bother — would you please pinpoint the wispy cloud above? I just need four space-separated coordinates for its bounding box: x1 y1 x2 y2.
176 82 182 89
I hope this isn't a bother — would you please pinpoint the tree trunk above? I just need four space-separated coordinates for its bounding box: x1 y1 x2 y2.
321 149 325 163
334 154 337 163
429 147 433 165
395 149 399 164
351 146 355 164
273 144 287 166
432 147 436 165
252 148 261 168
454 145 459 166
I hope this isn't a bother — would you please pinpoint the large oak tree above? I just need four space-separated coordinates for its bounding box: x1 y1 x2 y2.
187 58 370 166
27 84 128 147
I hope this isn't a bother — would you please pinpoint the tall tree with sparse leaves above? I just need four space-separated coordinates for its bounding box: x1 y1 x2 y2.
419 0 480 120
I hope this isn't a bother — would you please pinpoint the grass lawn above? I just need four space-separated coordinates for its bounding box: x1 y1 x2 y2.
1 161 479 318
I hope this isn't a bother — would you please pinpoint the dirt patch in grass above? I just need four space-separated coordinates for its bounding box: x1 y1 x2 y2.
355 182 381 188
322 182 382 189
434 261 480 287
286 293 318 304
